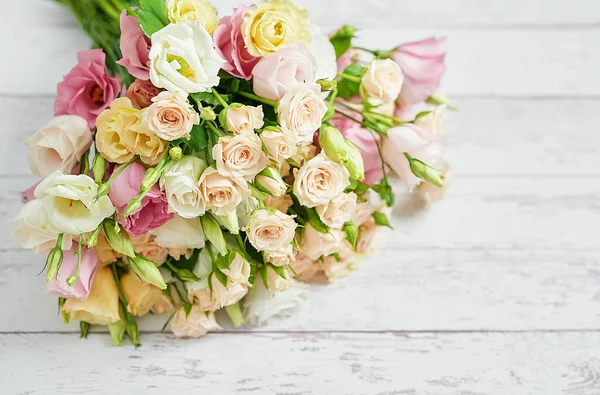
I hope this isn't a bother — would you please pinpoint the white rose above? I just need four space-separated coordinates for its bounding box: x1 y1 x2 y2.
360 58 404 105
25 115 92 178
34 171 115 234
212 133 269 181
225 105 265 135
260 126 298 163
161 156 206 218
143 91 200 141
264 245 295 267
302 223 346 260
149 21 225 95
170 306 220 338
198 167 251 216
246 209 297 252
277 82 328 145
151 215 205 250
293 153 350 208
316 192 357 229
414 104 447 136
10 199 74 255
243 279 309 326
308 24 337 83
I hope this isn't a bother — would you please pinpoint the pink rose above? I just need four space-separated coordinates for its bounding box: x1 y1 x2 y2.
126 79 162 109
47 245 99 300
54 49 121 129
109 162 173 236
382 124 443 189
116 11 151 80
252 45 317 101
213 5 259 80
392 37 447 107
341 126 383 185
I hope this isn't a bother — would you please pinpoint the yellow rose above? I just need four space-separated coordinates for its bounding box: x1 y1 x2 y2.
242 0 311 57
63 267 120 325
95 98 138 164
121 272 174 317
166 0 219 34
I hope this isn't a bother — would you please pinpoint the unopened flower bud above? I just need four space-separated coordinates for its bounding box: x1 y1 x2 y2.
319 125 365 181
103 221 135 257
408 157 444 187
86 225 102 248
200 106 217 121
216 211 240 235
126 318 140 346
129 254 167 290
92 154 107 184
343 221 359 249
96 183 110 199
108 315 127 346
169 146 183 161
317 79 337 91
254 167 287 197
200 214 227 255
45 239 64 283
124 198 143 217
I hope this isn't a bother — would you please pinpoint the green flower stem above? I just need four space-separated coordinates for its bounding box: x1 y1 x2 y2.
237 91 278 108
334 109 387 136
67 235 84 286
206 121 224 138
336 72 361 83
225 303 245 327
97 155 139 199
211 88 229 108
111 262 140 346
97 0 122 21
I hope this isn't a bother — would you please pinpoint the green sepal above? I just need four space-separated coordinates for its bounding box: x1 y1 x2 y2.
139 0 169 26
372 211 393 229
133 8 165 37
80 321 90 339
338 63 365 99
329 25 358 58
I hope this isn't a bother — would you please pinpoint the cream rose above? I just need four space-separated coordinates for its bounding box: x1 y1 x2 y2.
130 233 169 265
290 250 321 281
10 199 73 255
152 215 206 250
143 91 200 141
246 209 297 252
171 306 220 338
241 0 311 57
161 156 207 218
243 278 309 326
260 126 298 163
301 223 346 260
62 267 121 325
360 58 404 105
149 21 225 95
166 0 219 34
353 200 375 227
121 272 174 317
293 153 350 208
255 167 287 197
198 167 251 216
356 217 380 254
278 83 328 145
316 192 357 229
265 265 292 292
322 240 357 281
34 171 115 235
264 244 294 267
225 105 265 135
26 115 92 177
212 133 269 180
265 194 293 213
220 253 252 286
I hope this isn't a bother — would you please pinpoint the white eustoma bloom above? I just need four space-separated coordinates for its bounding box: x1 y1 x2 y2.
243 279 310 326
33 171 115 235
151 215 205 250
149 21 225 95
308 24 337 83
160 156 206 218
10 199 74 255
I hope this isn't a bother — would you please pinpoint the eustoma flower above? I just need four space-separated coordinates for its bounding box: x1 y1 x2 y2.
117 11 151 80
47 245 99 300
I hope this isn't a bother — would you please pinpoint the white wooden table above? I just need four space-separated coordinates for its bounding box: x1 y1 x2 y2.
1 1 599 394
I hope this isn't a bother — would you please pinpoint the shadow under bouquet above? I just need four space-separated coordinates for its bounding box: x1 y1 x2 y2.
11 0 455 345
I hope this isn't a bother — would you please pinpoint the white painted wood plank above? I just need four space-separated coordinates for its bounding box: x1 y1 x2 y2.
3 176 599 252
2 13 599 96
2 249 599 332
1 332 599 395
3 97 599 177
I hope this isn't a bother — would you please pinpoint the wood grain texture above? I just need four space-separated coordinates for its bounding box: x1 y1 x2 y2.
3 97 600 177
1 332 600 395
2 249 599 333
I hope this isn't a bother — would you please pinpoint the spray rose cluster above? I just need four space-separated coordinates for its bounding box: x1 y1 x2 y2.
12 0 454 345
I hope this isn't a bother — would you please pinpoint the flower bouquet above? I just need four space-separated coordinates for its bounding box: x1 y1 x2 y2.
11 0 454 344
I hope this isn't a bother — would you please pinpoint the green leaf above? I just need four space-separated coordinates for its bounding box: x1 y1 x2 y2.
80 321 90 339
161 309 178 332
338 63 365 99
215 251 234 271
134 8 165 37
186 123 209 152
139 0 169 25
183 302 193 317
372 211 393 229
191 92 231 107
306 208 330 234
269 264 287 279
343 221 359 249
213 269 228 287
329 25 358 58
371 181 395 207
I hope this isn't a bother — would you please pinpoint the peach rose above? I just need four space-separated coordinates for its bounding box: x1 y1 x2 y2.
264 244 295 267
130 233 169 265
26 116 92 177
301 223 346 260
277 83 328 145
95 233 121 267
290 250 321 281
246 209 297 252
121 272 174 317
293 153 350 208
225 105 264 135
143 91 200 141
260 126 298 163
265 265 292 292
265 194 294 213
316 192 357 229
212 133 269 180
198 167 251 216
126 79 161 109
170 306 220 338
353 200 375 227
